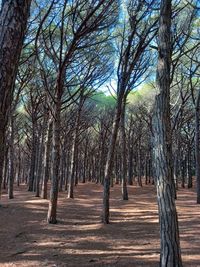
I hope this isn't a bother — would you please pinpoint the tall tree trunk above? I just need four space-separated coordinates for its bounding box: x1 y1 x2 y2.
152 1 182 266
128 129 134 185
0 0 31 199
8 116 15 199
28 121 37 191
187 146 193 189
137 138 143 187
120 98 128 200
47 100 61 224
2 145 8 190
102 95 123 224
42 121 53 199
82 139 88 183
68 95 83 198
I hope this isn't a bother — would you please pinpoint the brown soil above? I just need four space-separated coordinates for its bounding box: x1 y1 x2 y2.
0 183 199 267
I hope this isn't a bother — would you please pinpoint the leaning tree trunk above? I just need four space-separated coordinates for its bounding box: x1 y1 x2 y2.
102 94 123 224
0 0 31 199
152 1 182 266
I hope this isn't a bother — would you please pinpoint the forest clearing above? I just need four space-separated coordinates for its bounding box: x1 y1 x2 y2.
0 183 200 267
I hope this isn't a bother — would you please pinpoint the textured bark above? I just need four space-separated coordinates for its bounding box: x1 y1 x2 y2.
47 100 61 224
152 1 182 266
0 0 31 198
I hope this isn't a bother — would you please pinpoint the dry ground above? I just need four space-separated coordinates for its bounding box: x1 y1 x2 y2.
0 182 200 267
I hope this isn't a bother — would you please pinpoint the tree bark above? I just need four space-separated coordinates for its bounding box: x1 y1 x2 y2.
47 100 61 224
152 1 182 266
0 0 31 199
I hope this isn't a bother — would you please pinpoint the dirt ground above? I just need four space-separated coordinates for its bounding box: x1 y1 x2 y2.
0 182 200 267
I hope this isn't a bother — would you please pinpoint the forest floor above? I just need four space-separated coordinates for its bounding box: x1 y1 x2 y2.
0 182 200 267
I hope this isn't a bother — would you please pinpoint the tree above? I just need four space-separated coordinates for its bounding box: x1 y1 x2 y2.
102 0 158 224
152 0 182 265
0 0 31 199
34 0 118 224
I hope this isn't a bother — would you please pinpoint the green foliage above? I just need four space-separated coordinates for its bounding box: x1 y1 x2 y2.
91 91 116 109
127 83 157 110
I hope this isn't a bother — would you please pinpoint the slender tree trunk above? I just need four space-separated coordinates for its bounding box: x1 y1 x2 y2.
102 95 123 224
65 148 70 191
28 121 37 191
82 139 88 183
120 98 128 200
35 114 47 197
42 121 53 199
137 139 142 187
68 96 83 198
187 147 193 189
181 156 186 188
152 1 182 266
8 116 15 199
47 100 61 224
128 130 134 185
2 145 8 190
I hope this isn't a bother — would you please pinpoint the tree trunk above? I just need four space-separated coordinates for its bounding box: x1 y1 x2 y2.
137 139 142 187
0 0 31 199
28 121 37 191
35 113 47 197
2 145 8 190
47 101 61 224
120 98 128 200
68 95 83 198
187 146 193 189
152 1 182 266
42 121 53 199
8 116 15 199
102 95 123 224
